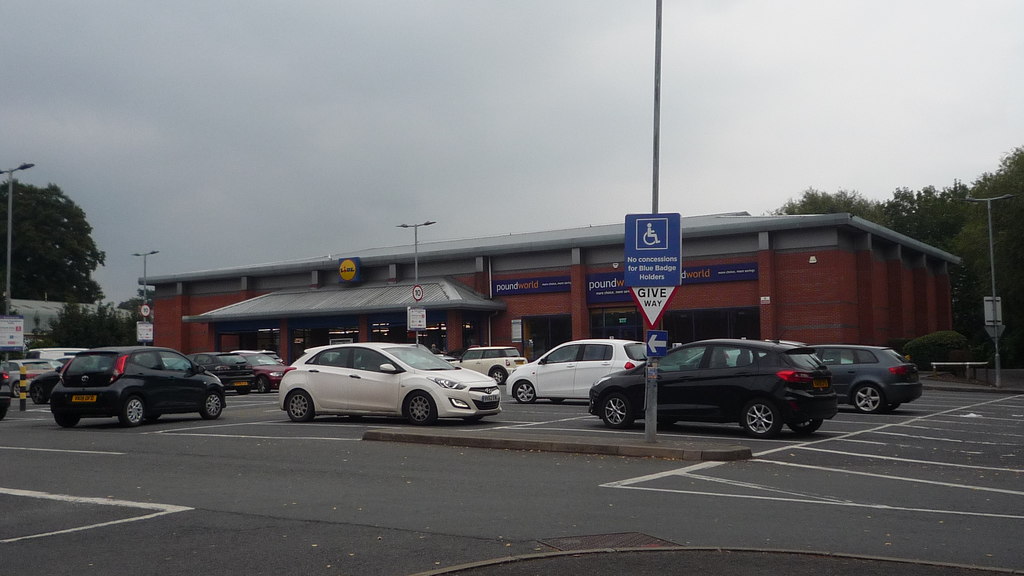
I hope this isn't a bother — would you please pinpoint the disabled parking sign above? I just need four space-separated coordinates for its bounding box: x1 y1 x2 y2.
624 213 682 287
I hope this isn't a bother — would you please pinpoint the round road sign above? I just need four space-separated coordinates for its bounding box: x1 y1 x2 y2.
412 284 424 302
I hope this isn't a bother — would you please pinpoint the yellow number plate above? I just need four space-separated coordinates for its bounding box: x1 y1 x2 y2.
812 379 829 389
234 381 249 387
71 394 97 403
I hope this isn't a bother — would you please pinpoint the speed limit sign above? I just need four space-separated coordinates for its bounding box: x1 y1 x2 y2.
412 284 424 302
140 304 152 317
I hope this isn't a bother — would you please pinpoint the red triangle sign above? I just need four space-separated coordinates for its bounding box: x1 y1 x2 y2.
630 286 678 328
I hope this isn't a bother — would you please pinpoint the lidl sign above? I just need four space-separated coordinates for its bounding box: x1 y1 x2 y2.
338 257 362 283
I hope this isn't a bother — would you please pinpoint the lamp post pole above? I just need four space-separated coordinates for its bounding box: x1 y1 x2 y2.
965 194 1014 388
133 250 159 345
397 221 436 345
2 163 34 319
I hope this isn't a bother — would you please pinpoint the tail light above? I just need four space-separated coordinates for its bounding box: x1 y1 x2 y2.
776 369 814 383
111 354 129 383
889 365 910 376
624 361 637 370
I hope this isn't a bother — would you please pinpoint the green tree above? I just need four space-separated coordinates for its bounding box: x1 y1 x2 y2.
956 146 1024 367
0 182 105 304
47 303 137 347
772 188 887 222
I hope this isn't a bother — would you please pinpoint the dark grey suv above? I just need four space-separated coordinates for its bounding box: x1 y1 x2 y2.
50 347 225 428
813 344 921 413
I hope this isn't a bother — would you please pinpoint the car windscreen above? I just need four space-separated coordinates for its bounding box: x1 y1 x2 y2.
386 346 455 371
246 354 281 366
213 354 247 365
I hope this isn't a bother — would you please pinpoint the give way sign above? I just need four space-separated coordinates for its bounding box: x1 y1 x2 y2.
630 286 677 329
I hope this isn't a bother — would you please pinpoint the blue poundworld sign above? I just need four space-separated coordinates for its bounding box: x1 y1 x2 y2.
624 213 682 287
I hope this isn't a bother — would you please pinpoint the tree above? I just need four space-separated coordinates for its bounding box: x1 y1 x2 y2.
46 303 137 347
956 147 1024 367
772 188 887 222
0 182 105 304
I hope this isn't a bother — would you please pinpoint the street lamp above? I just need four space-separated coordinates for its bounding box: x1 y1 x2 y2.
964 194 1015 388
397 221 435 345
2 162 34 318
396 221 435 285
133 251 159 345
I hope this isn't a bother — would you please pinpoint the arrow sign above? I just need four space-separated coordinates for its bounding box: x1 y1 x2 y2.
630 286 677 328
646 330 668 357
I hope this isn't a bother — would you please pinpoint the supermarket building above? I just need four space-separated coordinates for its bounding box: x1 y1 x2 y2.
145 212 959 363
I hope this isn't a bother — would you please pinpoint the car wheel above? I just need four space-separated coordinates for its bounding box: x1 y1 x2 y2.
488 367 508 385
404 391 438 425
53 412 79 428
599 392 634 429
200 392 223 420
285 390 315 422
511 381 537 404
740 398 783 438
255 375 271 394
29 383 47 404
118 395 146 427
787 418 823 435
852 384 886 414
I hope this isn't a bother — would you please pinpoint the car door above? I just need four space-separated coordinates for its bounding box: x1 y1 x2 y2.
342 347 400 414
817 348 854 397
571 343 615 398
654 344 708 416
532 344 582 397
302 348 354 411
159 350 208 410
693 344 761 418
126 350 186 413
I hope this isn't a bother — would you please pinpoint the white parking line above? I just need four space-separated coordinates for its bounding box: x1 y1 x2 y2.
0 446 123 455
0 487 192 543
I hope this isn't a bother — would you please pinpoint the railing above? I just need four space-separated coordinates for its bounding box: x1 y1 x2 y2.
930 361 989 379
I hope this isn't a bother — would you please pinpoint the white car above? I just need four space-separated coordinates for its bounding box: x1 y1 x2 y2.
506 339 647 403
279 343 501 425
453 346 527 385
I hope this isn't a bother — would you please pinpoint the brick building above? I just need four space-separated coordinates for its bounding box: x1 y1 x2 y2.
145 212 958 363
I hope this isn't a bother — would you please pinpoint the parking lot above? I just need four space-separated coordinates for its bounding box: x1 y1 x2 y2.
0 386 1021 575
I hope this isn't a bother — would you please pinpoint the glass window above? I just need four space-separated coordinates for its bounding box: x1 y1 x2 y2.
660 346 705 372
545 344 580 364
160 351 192 372
581 344 612 361
462 349 482 361
352 349 389 373
312 349 349 368
854 349 879 364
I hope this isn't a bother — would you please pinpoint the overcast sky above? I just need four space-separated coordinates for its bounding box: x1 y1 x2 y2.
3 1 1022 304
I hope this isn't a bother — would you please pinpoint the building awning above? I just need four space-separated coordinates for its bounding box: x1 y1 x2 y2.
183 278 504 323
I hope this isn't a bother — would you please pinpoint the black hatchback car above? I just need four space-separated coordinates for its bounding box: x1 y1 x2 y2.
589 339 837 438
187 352 254 395
49 347 225 428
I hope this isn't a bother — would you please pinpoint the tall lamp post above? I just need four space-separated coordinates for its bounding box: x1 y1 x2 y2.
2 163 34 318
397 221 435 345
133 250 159 345
964 194 1015 388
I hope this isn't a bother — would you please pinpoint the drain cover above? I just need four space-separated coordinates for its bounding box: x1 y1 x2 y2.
539 532 677 551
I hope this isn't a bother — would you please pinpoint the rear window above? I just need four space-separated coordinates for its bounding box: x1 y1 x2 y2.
65 353 117 376
782 348 824 370
623 343 647 361
498 348 522 358
213 354 247 365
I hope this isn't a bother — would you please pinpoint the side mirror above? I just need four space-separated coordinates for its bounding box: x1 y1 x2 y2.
379 363 401 374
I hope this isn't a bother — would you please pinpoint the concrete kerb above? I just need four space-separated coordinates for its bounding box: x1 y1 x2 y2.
361 429 752 461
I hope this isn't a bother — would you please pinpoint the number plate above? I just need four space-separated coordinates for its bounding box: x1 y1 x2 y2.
71 394 97 403
480 394 499 402
233 381 249 387
812 379 829 389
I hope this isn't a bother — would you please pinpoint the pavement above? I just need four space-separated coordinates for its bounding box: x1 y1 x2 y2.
382 374 1024 576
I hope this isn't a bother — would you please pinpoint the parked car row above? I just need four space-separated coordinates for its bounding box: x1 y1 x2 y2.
16 338 921 436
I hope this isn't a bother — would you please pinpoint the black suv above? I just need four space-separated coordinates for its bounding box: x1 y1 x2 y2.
589 339 837 438
187 352 255 395
50 347 225 428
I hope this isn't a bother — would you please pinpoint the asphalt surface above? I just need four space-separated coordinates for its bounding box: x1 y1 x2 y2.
389 374 1024 576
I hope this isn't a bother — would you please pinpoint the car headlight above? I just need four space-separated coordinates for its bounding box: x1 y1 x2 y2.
427 376 466 390
269 371 284 377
